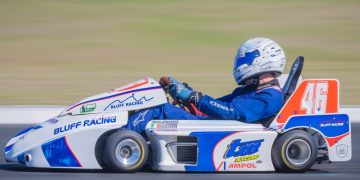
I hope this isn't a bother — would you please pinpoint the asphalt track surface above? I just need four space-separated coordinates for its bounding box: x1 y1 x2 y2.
1 124 359 180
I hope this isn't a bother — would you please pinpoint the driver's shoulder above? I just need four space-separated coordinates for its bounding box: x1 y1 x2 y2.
256 85 282 94
231 85 251 95
253 86 284 106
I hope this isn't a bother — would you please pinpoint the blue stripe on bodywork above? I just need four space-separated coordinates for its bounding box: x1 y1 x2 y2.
4 144 14 152
15 125 42 137
17 153 25 164
41 137 81 167
5 125 43 153
284 114 349 137
185 131 234 171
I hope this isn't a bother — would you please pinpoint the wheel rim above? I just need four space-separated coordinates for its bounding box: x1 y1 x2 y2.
115 139 141 166
285 139 312 166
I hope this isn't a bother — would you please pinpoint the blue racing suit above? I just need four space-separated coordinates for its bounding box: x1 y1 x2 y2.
127 80 284 134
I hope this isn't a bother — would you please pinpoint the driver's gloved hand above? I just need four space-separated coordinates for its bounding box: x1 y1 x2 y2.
168 77 203 107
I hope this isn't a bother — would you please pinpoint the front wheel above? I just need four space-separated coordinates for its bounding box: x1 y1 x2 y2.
272 130 318 172
102 129 148 173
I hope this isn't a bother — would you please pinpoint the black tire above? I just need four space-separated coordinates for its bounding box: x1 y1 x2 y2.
102 129 148 173
272 130 318 172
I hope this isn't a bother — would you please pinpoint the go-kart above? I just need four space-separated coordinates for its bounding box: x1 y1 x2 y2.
4 57 352 172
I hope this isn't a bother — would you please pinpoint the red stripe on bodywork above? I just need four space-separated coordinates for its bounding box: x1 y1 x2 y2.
325 132 349 147
64 136 83 167
111 78 149 92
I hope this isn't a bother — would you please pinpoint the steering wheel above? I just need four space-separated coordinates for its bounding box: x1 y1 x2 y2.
159 77 205 116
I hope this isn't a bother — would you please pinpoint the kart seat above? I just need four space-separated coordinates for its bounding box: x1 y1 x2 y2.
261 56 304 127
282 56 304 102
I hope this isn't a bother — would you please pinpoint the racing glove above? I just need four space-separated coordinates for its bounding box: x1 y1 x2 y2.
168 77 203 107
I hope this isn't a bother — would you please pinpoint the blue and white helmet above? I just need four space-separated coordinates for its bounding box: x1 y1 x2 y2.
233 37 286 85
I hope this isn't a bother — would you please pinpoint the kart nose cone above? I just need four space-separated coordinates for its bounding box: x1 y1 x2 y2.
4 150 19 163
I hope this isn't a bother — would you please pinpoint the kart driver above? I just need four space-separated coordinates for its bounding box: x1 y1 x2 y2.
127 37 286 133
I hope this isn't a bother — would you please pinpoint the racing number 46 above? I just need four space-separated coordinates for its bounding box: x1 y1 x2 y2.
301 81 328 114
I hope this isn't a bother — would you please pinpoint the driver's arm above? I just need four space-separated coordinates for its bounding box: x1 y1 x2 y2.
217 94 233 102
216 87 242 102
198 88 284 123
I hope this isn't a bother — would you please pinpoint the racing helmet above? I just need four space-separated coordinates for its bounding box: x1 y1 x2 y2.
233 37 286 85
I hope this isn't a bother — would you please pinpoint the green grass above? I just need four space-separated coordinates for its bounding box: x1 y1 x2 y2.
0 0 359 105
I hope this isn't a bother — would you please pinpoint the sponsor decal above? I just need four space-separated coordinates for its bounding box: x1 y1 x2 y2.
53 121 81 135
133 110 149 127
228 162 257 169
234 154 260 162
336 144 348 158
260 62 272 71
46 118 59 125
104 94 154 111
216 162 257 170
224 139 264 159
319 117 344 128
215 139 264 170
53 116 117 135
80 103 96 113
209 101 233 112
213 134 266 171
150 120 178 130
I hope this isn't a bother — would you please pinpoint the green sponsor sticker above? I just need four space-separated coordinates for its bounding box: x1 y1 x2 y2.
80 103 96 113
150 122 155 128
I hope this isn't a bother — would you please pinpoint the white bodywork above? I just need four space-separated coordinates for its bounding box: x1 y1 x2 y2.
5 112 128 168
146 120 277 171
5 77 167 169
4 77 352 172
59 78 167 116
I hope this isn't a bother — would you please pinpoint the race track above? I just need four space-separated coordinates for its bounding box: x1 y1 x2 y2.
1 124 359 180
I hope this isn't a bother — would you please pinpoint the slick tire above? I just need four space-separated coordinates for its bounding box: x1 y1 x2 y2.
102 129 148 173
272 130 318 172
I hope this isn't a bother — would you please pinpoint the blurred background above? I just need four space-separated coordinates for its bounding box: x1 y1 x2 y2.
0 0 359 105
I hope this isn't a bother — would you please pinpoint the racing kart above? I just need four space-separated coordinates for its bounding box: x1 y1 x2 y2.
4 57 352 172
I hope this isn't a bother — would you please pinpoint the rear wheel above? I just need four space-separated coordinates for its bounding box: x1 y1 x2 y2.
102 129 148 173
272 130 318 172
